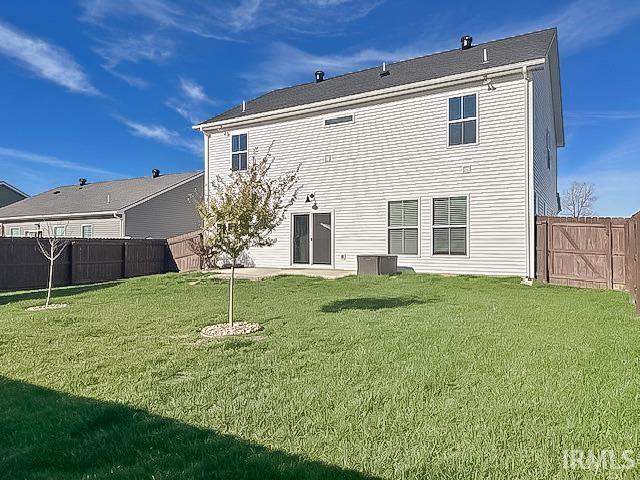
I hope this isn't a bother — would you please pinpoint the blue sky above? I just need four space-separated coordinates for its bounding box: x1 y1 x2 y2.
0 0 639 216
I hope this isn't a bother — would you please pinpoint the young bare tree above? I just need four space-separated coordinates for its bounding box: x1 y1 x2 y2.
36 223 69 308
561 181 597 218
197 144 300 328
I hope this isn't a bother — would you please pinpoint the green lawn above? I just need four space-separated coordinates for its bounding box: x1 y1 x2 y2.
1 272 639 479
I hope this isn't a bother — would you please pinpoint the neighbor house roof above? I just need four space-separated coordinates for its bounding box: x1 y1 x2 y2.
0 181 29 199
0 171 202 220
197 28 558 126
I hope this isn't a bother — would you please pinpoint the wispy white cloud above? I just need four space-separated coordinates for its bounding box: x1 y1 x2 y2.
566 110 640 127
545 0 640 52
241 41 433 93
0 20 99 95
469 0 640 52
0 147 119 177
240 0 640 94
95 32 175 67
80 0 383 38
115 116 201 155
165 77 215 123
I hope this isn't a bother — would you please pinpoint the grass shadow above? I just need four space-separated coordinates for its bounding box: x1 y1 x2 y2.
0 377 378 480
0 282 119 306
320 296 429 313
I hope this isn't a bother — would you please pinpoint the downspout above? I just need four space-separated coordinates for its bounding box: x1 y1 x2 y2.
116 212 125 238
204 132 210 202
523 65 535 280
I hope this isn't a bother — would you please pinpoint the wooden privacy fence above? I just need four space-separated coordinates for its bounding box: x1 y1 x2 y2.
166 230 202 272
536 214 640 314
627 212 640 314
0 238 176 291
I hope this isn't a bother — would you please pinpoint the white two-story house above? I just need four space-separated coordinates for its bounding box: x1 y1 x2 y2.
195 28 563 279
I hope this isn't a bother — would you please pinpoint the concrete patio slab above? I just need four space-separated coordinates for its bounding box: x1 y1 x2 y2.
207 267 354 281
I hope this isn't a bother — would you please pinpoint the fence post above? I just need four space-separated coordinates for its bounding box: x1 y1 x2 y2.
606 218 614 289
123 242 129 279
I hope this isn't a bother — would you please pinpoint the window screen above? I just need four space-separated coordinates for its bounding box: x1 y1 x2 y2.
448 94 477 146
388 200 418 255
433 196 468 255
231 133 247 171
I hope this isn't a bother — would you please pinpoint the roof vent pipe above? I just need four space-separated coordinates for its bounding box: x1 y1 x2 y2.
482 48 489 63
380 62 390 77
315 70 325 83
152 169 160 178
242 100 246 112
461 35 473 50
79 178 87 186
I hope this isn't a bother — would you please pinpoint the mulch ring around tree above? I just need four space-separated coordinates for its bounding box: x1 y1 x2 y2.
200 322 262 338
26 304 68 312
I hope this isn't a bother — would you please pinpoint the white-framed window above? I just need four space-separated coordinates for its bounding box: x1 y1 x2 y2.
546 129 552 169
448 94 477 146
324 113 354 127
24 230 42 238
388 200 419 255
81 224 93 239
9 227 20 237
432 196 468 256
53 225 65 237
231 133 248 171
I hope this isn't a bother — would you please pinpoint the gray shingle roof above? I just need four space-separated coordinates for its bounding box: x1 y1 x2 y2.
0 171 202 219
198 28 556 125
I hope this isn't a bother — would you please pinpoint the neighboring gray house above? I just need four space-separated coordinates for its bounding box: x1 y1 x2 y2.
0 171 203 239
195 28 563 279
0 181 28 208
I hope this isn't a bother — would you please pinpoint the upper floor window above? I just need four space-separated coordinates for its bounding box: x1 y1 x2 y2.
448 94 477 146
231 133 247 171
82 225 93 239
53 226 65 237
388 200 419 255
9 227 20 237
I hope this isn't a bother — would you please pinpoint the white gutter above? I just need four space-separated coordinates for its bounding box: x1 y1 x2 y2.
0 211 119 222
523 65 536 280
194 58 546 131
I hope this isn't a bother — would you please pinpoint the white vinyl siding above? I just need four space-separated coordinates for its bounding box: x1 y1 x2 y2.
388 200 418 255
207 76 529 276
432 196 468 256
533 56 559 215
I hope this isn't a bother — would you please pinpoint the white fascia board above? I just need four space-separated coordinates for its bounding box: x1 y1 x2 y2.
194 59 546 132
0 211 120 221
119 172 204 212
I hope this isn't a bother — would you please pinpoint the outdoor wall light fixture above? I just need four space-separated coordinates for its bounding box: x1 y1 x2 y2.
305 193 318 210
